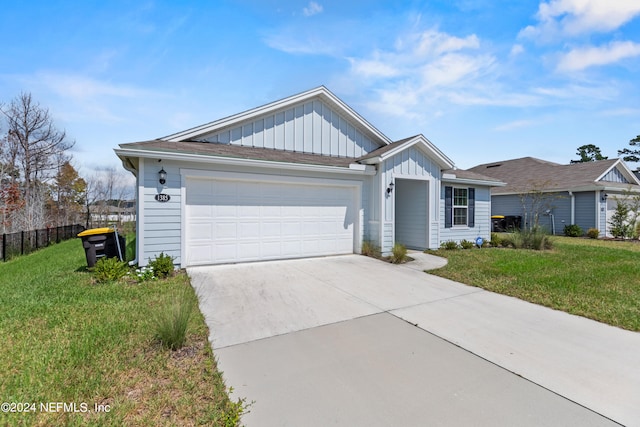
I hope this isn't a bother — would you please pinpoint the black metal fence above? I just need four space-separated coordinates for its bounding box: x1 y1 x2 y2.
1 224 86 262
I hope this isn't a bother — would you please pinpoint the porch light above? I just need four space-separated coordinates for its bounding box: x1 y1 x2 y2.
159 168 167 185
387 182 394 194
601 193 608 202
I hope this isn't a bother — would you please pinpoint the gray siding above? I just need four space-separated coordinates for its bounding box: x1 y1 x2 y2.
199 99 379 158
491 192 570 234
574 192 596 233
440 186 492 245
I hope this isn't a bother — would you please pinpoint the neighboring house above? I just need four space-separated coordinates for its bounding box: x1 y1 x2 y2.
468 157 640 236
115 86 503 267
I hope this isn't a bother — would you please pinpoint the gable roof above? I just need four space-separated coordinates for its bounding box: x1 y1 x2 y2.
163 86 393 146
469 157 640 194
358 134 455 169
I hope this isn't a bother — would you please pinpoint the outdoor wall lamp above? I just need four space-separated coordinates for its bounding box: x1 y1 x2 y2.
601 193 608 202
159 168 167 185
387 182 394 194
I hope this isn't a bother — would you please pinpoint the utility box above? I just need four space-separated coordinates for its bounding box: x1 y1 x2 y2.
78 228 125 268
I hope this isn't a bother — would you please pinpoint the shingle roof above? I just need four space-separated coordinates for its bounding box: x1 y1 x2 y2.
118 139 356 168
468 157 635 194
442 168 505 184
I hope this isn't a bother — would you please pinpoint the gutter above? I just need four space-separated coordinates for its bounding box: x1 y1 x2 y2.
114 148 377 176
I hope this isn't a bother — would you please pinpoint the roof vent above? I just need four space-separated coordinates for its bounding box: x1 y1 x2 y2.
486 164 502 169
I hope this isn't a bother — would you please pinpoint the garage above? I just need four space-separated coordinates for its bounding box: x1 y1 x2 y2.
185 173 359 265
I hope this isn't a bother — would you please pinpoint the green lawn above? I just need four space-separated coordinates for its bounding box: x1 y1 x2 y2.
0 240 244 426
428 237 640 331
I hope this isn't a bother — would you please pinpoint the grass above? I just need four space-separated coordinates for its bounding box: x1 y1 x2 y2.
427 236 640 332
0 239 245 426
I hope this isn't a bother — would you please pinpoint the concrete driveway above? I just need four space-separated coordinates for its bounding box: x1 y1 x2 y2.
189 255 639 427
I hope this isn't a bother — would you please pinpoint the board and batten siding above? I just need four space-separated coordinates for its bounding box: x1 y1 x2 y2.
379 146 442 253
439 186 492 245
600 167 629 183
138 157 372 267
199 99 380 158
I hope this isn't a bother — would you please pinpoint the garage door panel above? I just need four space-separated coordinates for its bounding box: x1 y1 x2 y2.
186 177 356 265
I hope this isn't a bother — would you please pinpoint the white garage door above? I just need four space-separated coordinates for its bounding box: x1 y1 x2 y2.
185 176 357 265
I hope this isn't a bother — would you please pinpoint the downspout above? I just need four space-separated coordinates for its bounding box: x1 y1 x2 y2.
568 191 575 225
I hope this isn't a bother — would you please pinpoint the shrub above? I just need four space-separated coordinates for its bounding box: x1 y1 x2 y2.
361 240 381 258
125 236 136 262
460 239 475 249
563 224 583 237
149 252 175 279
490 233 503 247
510 228 553 250
93 257 129 284
153 287 196 350
390 243 408 264
586 228 600 239
609 201 632 239
440 240 459 250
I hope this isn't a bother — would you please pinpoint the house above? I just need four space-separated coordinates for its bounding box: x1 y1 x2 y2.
468 157 640 236
115 86 503 267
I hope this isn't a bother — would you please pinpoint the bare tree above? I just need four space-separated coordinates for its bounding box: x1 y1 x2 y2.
0 92 75 231
517 180 563 232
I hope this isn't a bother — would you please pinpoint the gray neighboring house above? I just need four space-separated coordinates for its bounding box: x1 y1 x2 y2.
468 157 640 236
115 86 503 267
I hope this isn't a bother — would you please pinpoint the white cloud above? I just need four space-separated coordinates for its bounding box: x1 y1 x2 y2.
346 28 505 117
303 2 323 17
494 119 537 131
510 44 525 56
520 0 640 40
557 40 640 71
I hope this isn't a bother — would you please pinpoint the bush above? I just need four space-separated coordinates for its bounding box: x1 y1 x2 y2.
93 257 129 284
586 228 600 239
153 287 196 350
563 224 583 237
440 240 459 250
361 240 381 258
390 243 408 264
490 233 502 247
510 228 553 250
149 252 175 279
460 239 475 249
609 201 633 239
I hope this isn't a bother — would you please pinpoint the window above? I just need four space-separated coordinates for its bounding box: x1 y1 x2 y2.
453 188 468 226
444 186 475 228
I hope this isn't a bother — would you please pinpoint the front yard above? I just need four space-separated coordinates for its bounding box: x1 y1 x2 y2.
0 239 244 426
428 236 640 332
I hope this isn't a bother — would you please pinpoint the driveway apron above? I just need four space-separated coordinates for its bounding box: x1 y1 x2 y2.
189 255 638 426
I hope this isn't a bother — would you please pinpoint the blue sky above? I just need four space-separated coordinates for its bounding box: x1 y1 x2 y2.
2 0 640 175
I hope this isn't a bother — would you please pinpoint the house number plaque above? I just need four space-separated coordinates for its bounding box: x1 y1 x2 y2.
155 194 171 203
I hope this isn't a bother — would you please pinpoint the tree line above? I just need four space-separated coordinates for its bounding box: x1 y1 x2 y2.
0 92 132 234
571 137 640 165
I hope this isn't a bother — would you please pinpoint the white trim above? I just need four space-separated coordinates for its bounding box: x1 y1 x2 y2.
361 135 455 169
114 148 376 176
164 86 393 146
442 177 505 187
137 159 145 266
596 159 640 185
